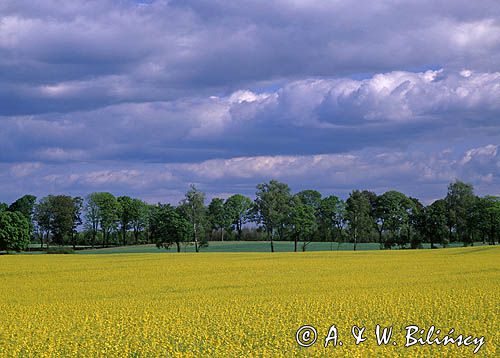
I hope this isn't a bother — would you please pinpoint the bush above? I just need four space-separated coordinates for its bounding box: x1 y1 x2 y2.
47 247 75 254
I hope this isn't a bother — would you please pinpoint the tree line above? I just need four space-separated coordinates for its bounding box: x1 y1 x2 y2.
0 180 498 253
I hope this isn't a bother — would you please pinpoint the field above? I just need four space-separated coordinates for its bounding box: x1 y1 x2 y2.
47 240 492 254
0 247 498 356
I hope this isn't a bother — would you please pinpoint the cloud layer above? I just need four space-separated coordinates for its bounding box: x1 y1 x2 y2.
1 0 499 203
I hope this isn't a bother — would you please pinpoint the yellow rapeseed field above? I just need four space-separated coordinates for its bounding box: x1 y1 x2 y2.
0 246 498 357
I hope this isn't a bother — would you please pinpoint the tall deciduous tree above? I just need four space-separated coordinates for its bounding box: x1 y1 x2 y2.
318 195 346 245
208 198 230 241
8 195 37 219
375 191 415 248
34 197 52 248
117 196 134 246
289 196 318 251
346 190 373 251
84 194 99 248
151 204 193 252
49 195 81 246
179 185 207 252
85 192 118 248
8 194 36 238
445 180 476 244
224 194 253 240
255 180 292 252
130 198 148 244
0 211 30 252
418 199 448 248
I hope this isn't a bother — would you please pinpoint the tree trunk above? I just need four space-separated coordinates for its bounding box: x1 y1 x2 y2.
176 242 181 253
134 229 139 245
122 228 127 246
294 236 297 252
269 229 274 252
221 228 224 242
237 220 242 241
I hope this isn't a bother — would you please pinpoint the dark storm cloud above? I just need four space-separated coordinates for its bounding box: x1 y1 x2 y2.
1 0 499 114
1 0 499 202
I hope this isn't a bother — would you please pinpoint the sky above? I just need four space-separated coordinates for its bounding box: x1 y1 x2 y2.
1 0 499 204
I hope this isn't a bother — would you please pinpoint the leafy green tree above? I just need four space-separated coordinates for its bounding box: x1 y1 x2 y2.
375 191 415 248
346 190 373 251
445 181 476 244
8 194 36 237
34 196 82 249
254 180 293 252
179 185 207 252
71 197 83 249
0 211 31 252
318 195 346 248
224 194 253 240
84 194 99 248
8 194 37 219
474 196 500 245
34 197 52 248
151 204 193 252
208 198 230 241
0 203 7 212
407 197 423 249
85 192 118 248
130 199 148 244
117 196 134 246
289 196 318 251
419 199 448 248
295 190 322 211
49 195 81 246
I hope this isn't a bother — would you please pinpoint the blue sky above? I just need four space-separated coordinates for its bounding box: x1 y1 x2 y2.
1 0 499 204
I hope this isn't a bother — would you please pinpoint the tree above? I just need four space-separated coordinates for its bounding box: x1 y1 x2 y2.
224 194 253 240
34 197 53 249
117 196 134 246
49 195 81 246
318 195 346 246
419 199 448 248
179 185 207 252
34 196 82 249
208 198 230 241
85 192 118 248
295 190 322 211
346 190 373 251
84 194 100 248
289 196 318 251
71 197 83 249
0 211 31 252
8 194 36 237
8 194 37 219
0 202 7 213
130 199 148 244
474 196 500 245
254 180 292 252
151 204 193 252
445 181 476 244
375 191 415 248
407 197 423 249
